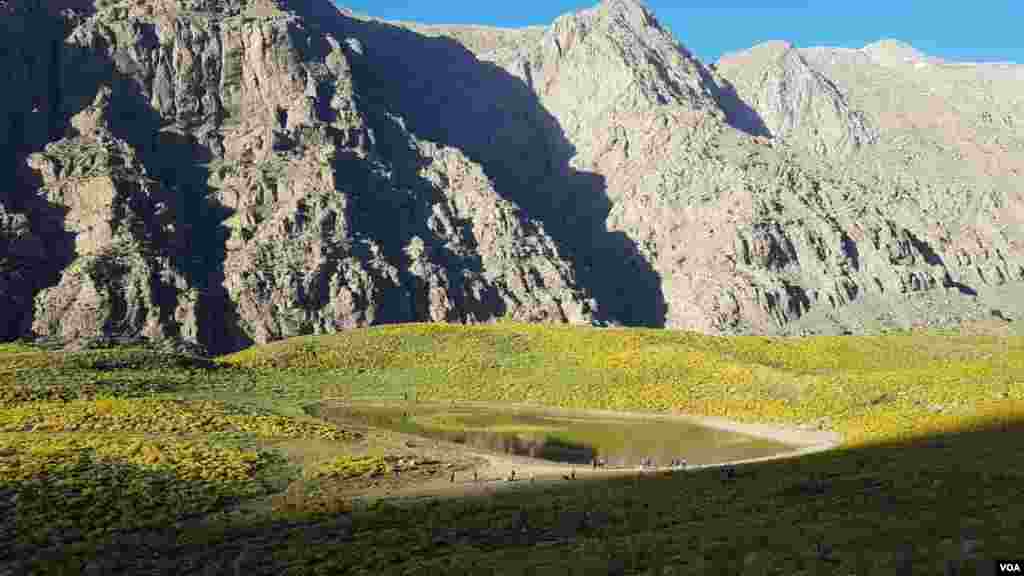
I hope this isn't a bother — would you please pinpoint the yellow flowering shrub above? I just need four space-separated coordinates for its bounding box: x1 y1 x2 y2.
4 325 1024 574
0 433 279 549
304 455 387 481
0 398 358 440
223 323 1024 447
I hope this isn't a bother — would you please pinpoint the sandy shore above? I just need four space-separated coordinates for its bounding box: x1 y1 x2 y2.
329 401 842 506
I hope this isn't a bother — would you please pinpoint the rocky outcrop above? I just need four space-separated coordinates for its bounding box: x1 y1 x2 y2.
714 41 877 157
26 91 191 346
417 0 1024 334
0 1 91 340
2 0 1023 351
2 0 595 352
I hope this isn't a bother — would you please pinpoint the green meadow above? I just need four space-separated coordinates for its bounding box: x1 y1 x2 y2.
2 323 1023 574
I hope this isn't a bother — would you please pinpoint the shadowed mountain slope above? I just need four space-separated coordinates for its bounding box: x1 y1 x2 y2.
2 0 1022 351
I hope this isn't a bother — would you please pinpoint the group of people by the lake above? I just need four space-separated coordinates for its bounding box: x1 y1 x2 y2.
463 456 695 487
461 456 695 487
590 456 688 470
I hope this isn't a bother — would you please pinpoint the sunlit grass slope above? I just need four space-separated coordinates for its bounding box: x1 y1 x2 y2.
221 322 1024 446
4 324 1024 574
0 345 359 566
0 347 215 404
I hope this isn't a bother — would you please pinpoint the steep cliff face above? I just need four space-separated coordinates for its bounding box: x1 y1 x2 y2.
714 41 877 157
417 0 1024 334
3 0 1022 351
717 37 1024 332
2 0 594 352
0 1 90 341
26 87 190 346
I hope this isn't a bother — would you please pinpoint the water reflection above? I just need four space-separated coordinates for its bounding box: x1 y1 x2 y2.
315 403 792 468
445 429 596 463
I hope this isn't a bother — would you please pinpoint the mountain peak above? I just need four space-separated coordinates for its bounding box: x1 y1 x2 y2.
862 39 928 62
718 40 794 64
5 0 1023 352
715 37 878 156
592 0 663 34
597 0 653 22
553 0 659 35
534 0 717 117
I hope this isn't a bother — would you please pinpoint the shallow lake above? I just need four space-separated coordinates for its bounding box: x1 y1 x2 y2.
313 402 794 468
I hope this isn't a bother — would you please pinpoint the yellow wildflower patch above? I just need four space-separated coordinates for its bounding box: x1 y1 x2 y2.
0 433 279 550
304 455 388 481
0 398 359 441
4 325 1024 574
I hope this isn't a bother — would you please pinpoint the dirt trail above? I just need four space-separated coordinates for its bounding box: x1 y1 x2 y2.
327 402 841 506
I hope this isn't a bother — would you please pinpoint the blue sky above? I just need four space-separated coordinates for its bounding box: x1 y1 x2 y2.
336 1 1023 64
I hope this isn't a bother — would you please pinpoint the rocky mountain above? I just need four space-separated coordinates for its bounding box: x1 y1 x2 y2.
2 0 1022 353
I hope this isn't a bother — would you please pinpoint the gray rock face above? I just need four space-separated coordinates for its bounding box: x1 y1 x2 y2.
715 41 877 157
2 0 1023 351
419 0 1024 335
1 0 594 352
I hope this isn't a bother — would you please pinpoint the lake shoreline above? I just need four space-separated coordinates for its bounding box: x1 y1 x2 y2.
315 399 842 505
322 399 841 448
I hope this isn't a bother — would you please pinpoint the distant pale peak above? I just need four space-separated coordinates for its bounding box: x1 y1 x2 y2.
862 39 927 62
716 40 795 67
748 40 795 58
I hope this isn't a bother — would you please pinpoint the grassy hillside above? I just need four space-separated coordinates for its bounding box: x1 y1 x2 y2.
221 322 1024 445
3 324 1024 574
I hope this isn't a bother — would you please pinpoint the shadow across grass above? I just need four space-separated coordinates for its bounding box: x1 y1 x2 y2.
0 436 287 572
7 415 1022 575
0 348 222 405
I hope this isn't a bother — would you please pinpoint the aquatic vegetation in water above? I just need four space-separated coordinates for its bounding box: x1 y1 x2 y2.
410 412 566 434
